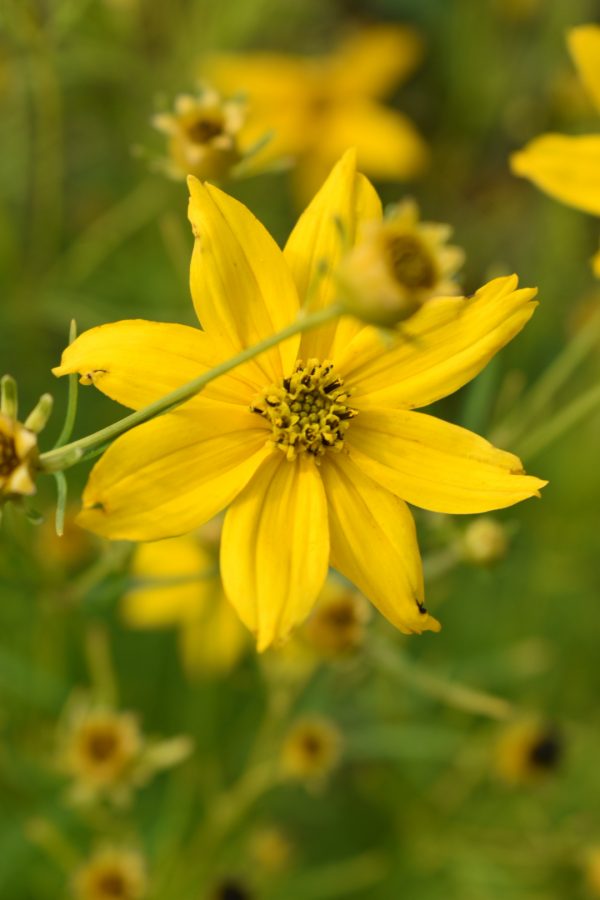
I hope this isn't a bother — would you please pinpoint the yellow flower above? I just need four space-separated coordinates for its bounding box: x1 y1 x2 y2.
281 715 342 784
511 25 600 271
53 150 545 651
122 524 247 677
152 87 244 181
0 412 38 497
73 847 147 900
494 720 563 785
303 579 370 658
61 705 142 799
207 25 428 199
338 198 464 326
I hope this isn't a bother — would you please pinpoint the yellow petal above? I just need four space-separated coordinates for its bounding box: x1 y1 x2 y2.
321 102 428 182
221 454 329 651
77 408 271 541
188 178 300 383
123 535 214 627
52 320 255 409
320 454 439 635
329 25 423 98
338 276 537 409
284 149 382 360
511 134 600 216
180 591 248 677
568 25 600 114
348 408 546 514
206 53 314 160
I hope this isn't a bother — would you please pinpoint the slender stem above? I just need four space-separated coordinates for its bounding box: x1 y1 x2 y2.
53 471 67 537
39 304 344 472
516 381 600 460
53 320 78 449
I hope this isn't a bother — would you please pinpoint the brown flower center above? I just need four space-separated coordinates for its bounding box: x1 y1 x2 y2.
251 360 357 461
84 727 121 763
386 233 437 290
0 432 19 476
186 117 224 144
96 869 128 898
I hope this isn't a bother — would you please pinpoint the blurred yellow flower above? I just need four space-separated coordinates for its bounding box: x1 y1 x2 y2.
122 523 247 677
494 720 563 785
152 87 244 182
59 699 192 804
73 847 147 900
207 25 428 199
303 579 370 658
281 715 342 784
584 847 600 897
511 25 600 272
61 704 142 802
249 826 293 874
338 197 464 326
462 516 509 567
54 150 545 650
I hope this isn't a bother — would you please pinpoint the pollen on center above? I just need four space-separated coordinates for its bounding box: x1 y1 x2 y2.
250 359 357 461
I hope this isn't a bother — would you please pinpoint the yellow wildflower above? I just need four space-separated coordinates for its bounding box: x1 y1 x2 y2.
281 715 342 784
338 198 464 326
53 150 545 651
122 523 247 677
495 720 563 785
304 579 370 657
511 25 600 272
0 412 38 498
207 25 428 199
73 847 147 900
152 87 244 181
61 705 142 801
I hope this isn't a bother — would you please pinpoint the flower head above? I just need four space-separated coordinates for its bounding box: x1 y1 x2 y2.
511 25 600 271
495 720 564 785
153 87 244 181
207 25 428 199
61 705 142 798
338 198 464 326
53 150 545 651
122 523 247 676
73 847 147 900
304 580 370 657
281 715 342 784
0 375 52 501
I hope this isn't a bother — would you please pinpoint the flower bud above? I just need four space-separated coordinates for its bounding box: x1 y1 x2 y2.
462 516 509 566
337 198 464 327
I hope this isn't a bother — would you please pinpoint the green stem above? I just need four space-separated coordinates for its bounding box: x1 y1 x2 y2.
516 380 600 460
39 304 344 472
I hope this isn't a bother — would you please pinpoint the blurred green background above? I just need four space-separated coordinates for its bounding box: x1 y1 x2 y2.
2 0 600 897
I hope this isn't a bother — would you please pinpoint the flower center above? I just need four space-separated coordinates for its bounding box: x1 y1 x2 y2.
0 432 18 477
251 359 357 461
84 726 120 763
386 233 437 290
97 870 128 898
186 116 224 144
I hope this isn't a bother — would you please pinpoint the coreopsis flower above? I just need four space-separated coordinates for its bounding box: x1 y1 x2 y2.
207 25 427 199
53 150 545 651
511 25 600 274
152 87 244 182
495 721 563 785
122 524 247 677
281 715 342 784
73 847 147 900
0 376 52 501
304 580 370 657
59 699 192 804
338 198 464 326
